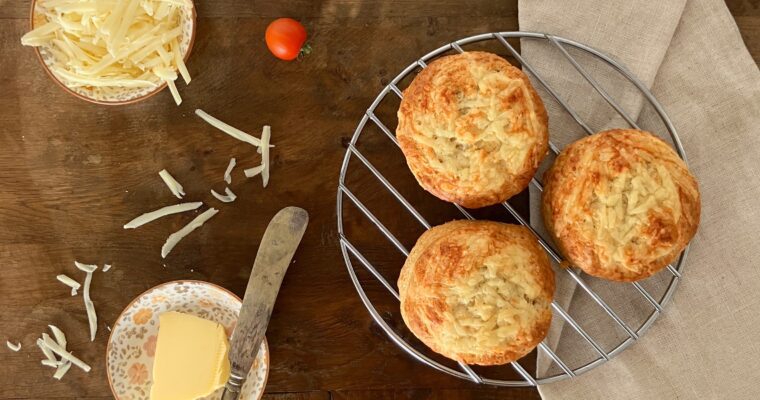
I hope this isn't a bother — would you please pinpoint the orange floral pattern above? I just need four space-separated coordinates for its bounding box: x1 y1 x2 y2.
151 295 167 304
127 363 148 385
132 308 153 325
143 335 157 357
199 298 214 309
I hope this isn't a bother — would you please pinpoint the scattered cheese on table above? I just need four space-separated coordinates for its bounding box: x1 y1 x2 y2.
161 208 219 258
260 125 271 187
39 333 89 372
82 268 98 341
224 158 236 184
124 201 203 229
48 325 67 349
211 187 236 203
244 165 264 178
56 274 81 295
159 169 186 199
6 341 21 352
194 109 265 147
74 261 97 273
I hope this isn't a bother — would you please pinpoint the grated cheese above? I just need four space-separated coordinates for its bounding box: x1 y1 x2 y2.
57 274 81 291
20 0 193 104
42 359 60 368
161 208 219 258
102 263 112 272
83 271 97 342
244 165 264 178
211 187 236 203
124 201 202 229
48 325 67 349
158 169 186 199
172 38 191 84
37 338 56 362
261 125 271 187
195 109 266 147
74 261 97 273
6 341 21 352
224 158 236 184
40 334 90 372
53 360 72 380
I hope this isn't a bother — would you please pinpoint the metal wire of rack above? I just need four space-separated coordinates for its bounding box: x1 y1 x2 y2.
336 32 689 386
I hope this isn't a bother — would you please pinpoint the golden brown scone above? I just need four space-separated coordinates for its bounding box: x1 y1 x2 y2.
396 51 549 208
398 220 554 365
542 129 701 282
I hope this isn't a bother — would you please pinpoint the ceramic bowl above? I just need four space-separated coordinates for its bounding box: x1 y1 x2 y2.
106 280 269 400
29 0 197 105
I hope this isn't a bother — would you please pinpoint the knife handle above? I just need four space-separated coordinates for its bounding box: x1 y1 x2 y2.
221 372 245 400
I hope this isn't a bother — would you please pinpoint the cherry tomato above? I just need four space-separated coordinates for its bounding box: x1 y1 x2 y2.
265 18 309 61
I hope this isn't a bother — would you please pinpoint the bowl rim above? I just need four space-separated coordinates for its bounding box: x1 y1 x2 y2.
105 279 270 400
28 0 198 106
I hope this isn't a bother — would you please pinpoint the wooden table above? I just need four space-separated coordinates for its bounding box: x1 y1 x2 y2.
1 1 757 399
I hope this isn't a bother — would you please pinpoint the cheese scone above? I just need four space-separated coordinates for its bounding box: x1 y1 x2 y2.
397 51 548 208
542 129 700 282
398 220 554 365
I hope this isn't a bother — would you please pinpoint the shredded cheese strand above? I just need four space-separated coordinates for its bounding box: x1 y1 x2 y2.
48 325 67 349
74 261 97 273
124 201 203 229
194 109 265 147
261 125 271 187
211 187 237 203
39 335 90 372
41 359 60 368
244 165 264 178
53 361 72 380
37 338 56 362
56 274 81 290
224 158 236 184
83 271 97 342
161 208 219 258
158 169 185 199
6 341 21 352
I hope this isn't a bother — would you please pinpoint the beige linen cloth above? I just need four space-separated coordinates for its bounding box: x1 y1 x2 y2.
517 0 760 399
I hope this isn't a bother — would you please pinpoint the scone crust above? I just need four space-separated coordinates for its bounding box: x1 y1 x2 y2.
397 51 549 208
398 220 554 365
542 129 701 282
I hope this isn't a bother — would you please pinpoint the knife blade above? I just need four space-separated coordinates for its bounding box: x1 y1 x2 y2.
222 207 309 400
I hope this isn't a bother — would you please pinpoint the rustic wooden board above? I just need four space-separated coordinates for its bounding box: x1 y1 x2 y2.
0 0 756 399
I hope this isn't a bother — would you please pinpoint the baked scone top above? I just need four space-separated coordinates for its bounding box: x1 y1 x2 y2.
397 51 548 208
398 220 554 365
542 129 701 281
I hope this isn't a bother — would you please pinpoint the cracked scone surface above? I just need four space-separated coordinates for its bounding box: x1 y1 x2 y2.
396 51 548 208
398 220 554 365
542 129 701 282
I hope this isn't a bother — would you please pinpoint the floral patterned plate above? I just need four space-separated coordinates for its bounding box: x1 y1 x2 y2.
107 280 269 400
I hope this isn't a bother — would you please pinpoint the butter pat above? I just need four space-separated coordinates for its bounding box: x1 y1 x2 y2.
150 312 231 400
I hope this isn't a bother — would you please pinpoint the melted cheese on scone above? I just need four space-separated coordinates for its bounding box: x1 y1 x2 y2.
543 129 700 281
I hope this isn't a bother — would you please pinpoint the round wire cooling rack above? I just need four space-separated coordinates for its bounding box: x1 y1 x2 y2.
336 32 690 386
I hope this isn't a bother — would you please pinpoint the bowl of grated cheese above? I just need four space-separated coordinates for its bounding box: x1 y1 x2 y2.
23 0 196 106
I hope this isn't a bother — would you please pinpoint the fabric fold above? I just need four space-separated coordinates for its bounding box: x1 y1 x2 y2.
518 0 760 398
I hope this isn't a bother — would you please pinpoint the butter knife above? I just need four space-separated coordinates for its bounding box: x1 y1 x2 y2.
221 206 309 400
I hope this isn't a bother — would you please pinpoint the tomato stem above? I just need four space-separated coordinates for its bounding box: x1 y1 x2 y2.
298 43 312 60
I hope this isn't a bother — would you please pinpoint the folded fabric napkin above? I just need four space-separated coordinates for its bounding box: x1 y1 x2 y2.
518 0 760 398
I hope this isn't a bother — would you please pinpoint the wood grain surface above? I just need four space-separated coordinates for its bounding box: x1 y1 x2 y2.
0 1 756 399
